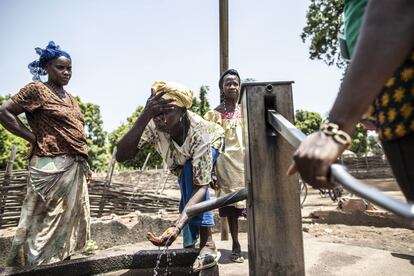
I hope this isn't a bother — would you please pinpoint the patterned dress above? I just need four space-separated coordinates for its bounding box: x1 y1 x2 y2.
7 82 90 266
138 110 223 186
204 108 246 211
370 51 414 141
138 110 224 247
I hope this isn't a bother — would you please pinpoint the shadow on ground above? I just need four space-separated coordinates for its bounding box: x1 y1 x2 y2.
217 249 248 265
391 252 414 265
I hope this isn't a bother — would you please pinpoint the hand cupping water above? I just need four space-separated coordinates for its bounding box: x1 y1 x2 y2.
146 226 181 247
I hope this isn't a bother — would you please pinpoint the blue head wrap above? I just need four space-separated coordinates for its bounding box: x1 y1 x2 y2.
28 41 71 81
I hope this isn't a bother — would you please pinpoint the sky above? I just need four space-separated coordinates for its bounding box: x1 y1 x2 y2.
0 0 343 132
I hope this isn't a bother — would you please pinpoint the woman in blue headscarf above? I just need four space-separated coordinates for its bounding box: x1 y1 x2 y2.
0 41 91 266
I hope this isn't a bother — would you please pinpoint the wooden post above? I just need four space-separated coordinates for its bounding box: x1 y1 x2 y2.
98 147 117 217
141 152 152 171
220 217 229 241
0 146 17 227
5 146 17 174
219 0 229 75
153 162 169 196
126 152 152 210
241 82 305 275
219 0 230 241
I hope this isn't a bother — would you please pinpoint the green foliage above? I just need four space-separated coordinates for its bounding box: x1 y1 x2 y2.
367 134 383 155
295 109 368 154
301 1 371 154
75 97 110 171
242 78 256 83
0 95 29 170
82 240 98 255
294 109 323 135
108 106 163 170
301 0 346 68
350 123 368 154
190 85 210 116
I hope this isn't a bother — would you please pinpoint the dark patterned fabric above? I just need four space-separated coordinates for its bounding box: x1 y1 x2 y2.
368 50 414 141
11 82 88 158
382 132 414 201
218 206 247 218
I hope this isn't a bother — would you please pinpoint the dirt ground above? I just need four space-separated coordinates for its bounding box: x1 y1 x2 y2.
127 178 414 256
302 223 414 256
1 177 413 275
89 177 414 275
299 178 413 255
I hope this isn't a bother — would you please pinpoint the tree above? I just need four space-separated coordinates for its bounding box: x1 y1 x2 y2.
367 134 383 155
190 96 201 115
108 106 163 170
242 78 256 83
294 109 323 135
301 0 346 69
75 97 110 171
190 85 211 116
301 1 373 155
198 85 210 116
295 109 368 155
350 123 368 155
0 95 29 170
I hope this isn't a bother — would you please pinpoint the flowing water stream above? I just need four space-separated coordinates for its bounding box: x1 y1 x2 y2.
153 236 179 276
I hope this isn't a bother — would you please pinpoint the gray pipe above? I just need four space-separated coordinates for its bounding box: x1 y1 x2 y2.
185 110 414 219
267 109 414 219
186 188 247 218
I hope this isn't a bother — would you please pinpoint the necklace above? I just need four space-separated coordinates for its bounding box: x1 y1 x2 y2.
46 82 66 99
223 99 239 115
170 111 189 146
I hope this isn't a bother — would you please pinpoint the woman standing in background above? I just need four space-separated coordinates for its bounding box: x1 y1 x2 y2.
204 69 246 263
0 41 91 266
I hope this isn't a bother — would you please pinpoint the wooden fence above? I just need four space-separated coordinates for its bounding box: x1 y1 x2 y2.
0 169 27 229
0 171 180 229
0 148 180 229
340 154 393 179
0 148 393 229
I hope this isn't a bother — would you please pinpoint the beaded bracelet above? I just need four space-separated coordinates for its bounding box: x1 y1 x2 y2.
320 121 352 148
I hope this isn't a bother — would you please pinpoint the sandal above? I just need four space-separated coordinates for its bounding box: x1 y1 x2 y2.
230 252 244 263
192 251 221 272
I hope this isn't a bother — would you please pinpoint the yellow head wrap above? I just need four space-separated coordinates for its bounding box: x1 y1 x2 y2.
151 81 194 109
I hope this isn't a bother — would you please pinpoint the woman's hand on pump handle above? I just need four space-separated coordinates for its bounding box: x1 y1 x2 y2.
286 131 347 189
